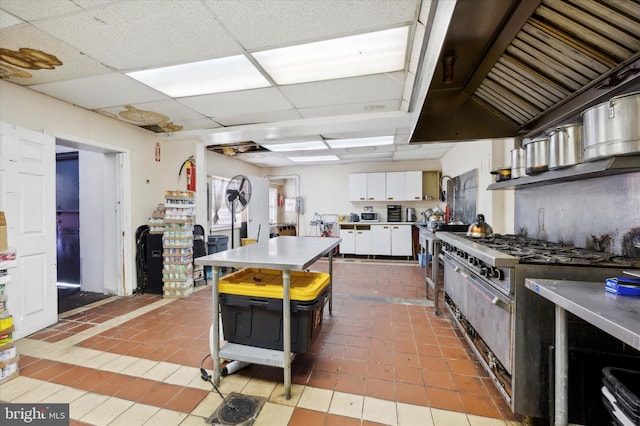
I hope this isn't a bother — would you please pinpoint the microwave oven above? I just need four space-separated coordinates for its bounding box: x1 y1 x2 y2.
360 212 379 222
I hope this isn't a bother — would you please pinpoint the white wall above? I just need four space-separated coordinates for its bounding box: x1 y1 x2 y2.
439 138 515 234
266 159 443 236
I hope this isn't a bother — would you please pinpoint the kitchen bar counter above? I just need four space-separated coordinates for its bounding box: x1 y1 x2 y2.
339 221 415 225
195 236 341 399
524 278 640 425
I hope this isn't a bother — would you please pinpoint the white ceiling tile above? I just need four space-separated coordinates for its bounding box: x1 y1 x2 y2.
177 87 294 118
0 0 114 21
298 100 401 119
29 73 169 109
0 9 23 29
206 0 420 50
280 72 405 108
0 24 112 84
172 118 221 132
31 1 243 70
213 109 301 127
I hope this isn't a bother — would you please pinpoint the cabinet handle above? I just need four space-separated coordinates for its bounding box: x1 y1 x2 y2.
383 226 389 229
360 198 365 200
392 226 398 229
387 197 393 200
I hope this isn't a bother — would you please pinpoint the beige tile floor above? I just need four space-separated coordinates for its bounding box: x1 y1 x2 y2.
4 259 524 425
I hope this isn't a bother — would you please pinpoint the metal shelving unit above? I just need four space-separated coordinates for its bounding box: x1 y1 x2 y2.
487 155 640 190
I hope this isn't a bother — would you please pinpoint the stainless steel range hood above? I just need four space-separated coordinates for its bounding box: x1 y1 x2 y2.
410 0 640 143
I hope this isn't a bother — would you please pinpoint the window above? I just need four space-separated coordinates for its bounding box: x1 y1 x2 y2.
209 176 240 231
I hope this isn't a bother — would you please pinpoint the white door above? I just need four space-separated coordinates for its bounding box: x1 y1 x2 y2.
247 176 269 242
348 173 367 201
366 173 386 201
0 122 57 339
385 172 405 201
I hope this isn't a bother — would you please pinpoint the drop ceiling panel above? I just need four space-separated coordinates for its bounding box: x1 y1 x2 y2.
206 0 420 50
0 24 112 84
213 109 302 127
0 0 115 21
29 73 169 109
298 100 401 120
0 9 23 28
177 87 294 118
32 1 243 70
280 72 405 108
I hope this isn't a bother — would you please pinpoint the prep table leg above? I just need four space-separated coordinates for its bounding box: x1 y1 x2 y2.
555 305 568 426
212 266 221 386
328 247 333 315
433 241 441 316
283 270 292 399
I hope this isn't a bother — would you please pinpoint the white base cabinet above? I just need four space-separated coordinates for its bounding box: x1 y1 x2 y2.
369 224 412 257
339 225 371 255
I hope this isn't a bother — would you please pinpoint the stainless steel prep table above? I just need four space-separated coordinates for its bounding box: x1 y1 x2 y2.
525 278 640 426
417 225 442 315
195 236 341 399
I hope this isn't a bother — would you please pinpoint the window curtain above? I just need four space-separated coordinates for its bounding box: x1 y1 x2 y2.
211 176 228 224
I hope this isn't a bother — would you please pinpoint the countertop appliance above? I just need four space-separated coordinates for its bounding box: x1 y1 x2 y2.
406 208 416 222
387 205 401 222
359 212 378 222
436 232 640 421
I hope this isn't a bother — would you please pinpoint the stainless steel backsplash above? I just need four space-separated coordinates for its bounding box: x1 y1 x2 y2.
514 172 640 257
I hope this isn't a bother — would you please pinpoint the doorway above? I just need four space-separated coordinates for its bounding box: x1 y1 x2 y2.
55 141 125 313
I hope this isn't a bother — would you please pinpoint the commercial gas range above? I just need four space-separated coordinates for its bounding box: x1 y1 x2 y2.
436 232 640 421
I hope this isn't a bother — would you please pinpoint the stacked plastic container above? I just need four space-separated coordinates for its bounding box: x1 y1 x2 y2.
602 367 640 426
162 190 195 298
0 247 18 384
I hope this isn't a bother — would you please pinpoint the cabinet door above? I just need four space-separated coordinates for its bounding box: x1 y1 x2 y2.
405 171 423 201
366 173 386 201
370 225 391 256
340 227 356 254
391 225 412 256
385 172 405 201
348 173 367 201
355 228 372 255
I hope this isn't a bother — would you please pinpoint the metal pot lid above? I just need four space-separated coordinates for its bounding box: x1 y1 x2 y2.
522 135 549 146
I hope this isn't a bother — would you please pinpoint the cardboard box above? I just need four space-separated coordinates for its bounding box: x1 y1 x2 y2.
0 212 7 253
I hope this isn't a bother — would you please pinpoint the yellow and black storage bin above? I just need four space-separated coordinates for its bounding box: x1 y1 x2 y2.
219 268 330 352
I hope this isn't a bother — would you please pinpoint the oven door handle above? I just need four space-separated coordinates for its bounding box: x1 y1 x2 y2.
456 266 512 314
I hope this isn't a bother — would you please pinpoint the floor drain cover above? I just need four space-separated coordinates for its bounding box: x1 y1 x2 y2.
207 393 266 426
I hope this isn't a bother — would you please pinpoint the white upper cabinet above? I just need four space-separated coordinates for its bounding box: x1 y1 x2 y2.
366 173 386 201
405 171 423 201
348 172 386 201
349 171 422 202
385 172 405 201
348 173 368 201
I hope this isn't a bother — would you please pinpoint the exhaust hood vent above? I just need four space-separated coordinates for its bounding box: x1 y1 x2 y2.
474 0 640 127
411 0 640 143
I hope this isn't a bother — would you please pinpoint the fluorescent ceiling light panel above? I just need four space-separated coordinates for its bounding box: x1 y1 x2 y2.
288 155 339 162
326 136 394 148
262 141 327 151
253 26 409 85
127 55 270 97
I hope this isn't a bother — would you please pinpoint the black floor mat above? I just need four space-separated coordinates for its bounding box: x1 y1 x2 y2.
58 288 111 314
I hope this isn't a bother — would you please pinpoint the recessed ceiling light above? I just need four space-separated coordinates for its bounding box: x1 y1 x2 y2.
262 141 328 151
326 136 394 149
288 155 339 162
252 26 409 85
126 55 270 97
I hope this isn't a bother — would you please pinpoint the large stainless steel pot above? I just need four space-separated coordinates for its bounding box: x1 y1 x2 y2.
511 147 526 178
523 136 549 175
546 122 583 169
582 92 640 161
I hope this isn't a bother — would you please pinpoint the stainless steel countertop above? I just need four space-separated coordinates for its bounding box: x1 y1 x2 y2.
436 231 519 268
195 236 341 270
525 278 640 351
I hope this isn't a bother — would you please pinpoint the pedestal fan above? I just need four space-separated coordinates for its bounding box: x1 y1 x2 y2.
225 175 252 249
